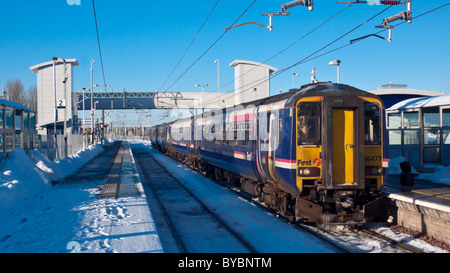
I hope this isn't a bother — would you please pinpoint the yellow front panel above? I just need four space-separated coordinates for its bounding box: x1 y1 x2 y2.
332 109 355 184
296 147 322 192
295 96 323 193
365 146 383 190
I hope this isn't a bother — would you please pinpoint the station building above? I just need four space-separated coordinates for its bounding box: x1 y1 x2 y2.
368 82 444 109
29 59 79 135
368 83 447 172
230 60 277 105
0 99 36 159
385 95 450 172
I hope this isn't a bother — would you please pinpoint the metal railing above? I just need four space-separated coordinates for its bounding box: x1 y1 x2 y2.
36 134 90 161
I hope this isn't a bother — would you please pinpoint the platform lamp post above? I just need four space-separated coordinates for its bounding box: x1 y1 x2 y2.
214 59 219 108
194 84 210 113
90 59 95 144
82 88 90 149
328 60 341 84
293 73 299 89
94 100 99 143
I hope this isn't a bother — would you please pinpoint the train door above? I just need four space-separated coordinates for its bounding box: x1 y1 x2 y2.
332 109 356 184
324 97 365 188
255 106 273 181
267 112 276 179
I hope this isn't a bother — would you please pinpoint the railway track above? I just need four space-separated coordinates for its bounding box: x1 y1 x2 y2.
131 143 257 253
215 182 423 253
144 144 427 253
358 227 422 253
130 141 431 253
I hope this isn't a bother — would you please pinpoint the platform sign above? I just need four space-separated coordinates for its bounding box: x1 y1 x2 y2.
57 99 66 109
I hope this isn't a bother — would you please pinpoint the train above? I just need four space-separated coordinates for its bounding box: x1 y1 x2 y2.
149 82 388 225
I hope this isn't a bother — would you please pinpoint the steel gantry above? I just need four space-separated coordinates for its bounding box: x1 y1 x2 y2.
74 90 185 110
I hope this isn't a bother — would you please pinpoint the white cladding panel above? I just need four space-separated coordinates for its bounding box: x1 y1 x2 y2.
230 60 276 105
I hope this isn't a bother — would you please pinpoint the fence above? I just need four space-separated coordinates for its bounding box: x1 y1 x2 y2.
9 132 148 162
36 134 90 161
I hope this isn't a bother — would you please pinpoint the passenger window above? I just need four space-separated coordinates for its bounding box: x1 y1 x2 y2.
0 109 3 128
389 130 402 145
404 130 419 145
404 112 419 127
242 121 252 146
364 103 381 145
297 102 320 145
5 109 13 129
387 113 401 128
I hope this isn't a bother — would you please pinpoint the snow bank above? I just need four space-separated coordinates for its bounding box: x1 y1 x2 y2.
0 145 104 212
28 145 104 181
0 148 51 211
389 156 450 185
417 165 450 185
388 156 417 174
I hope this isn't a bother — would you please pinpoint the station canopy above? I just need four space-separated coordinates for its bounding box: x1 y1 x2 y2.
388 95 450 110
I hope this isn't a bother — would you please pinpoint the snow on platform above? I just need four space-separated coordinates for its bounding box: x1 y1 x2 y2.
0 142 163 253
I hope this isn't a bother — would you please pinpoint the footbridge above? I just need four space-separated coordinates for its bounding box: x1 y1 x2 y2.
74 90 235 110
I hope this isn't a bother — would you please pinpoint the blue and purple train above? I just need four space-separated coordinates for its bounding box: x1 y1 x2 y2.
150 82 388 224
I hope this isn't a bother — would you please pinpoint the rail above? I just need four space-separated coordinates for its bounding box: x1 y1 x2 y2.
131 143 257 253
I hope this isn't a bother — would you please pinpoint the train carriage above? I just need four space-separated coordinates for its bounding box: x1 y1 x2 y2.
150 82 386 225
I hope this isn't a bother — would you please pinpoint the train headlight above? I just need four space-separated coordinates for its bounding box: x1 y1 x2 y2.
298 167 320 177
365 166 383 176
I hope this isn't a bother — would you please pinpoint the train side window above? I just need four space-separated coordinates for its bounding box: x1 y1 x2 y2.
234 123 239 145
223 123 227 143
364 103 381 145
278 119 282 143
242 121 252 146
297 102 320 145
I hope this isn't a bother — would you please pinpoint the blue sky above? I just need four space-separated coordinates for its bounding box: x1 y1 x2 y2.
0 0 449 124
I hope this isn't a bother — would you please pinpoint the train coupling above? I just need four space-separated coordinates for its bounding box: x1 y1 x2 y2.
295 197 365 225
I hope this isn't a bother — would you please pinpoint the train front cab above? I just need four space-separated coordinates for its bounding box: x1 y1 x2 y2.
295 94 384 224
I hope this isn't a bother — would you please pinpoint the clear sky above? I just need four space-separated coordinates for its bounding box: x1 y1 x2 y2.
0 0 449 125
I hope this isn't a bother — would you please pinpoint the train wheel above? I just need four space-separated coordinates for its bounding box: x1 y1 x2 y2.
206 164 216 180
226 171 239 186
214 167 223 181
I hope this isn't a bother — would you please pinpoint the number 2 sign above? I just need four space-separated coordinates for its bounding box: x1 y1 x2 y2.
57 99 66 108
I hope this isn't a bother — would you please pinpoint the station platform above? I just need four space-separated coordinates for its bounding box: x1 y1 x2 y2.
60 141 164 253
383 175 450 244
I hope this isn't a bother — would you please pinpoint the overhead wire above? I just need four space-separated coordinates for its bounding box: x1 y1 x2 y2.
203 4 394 106
273 2 450 85
163 0 258 92
159 0 221 91
208 2 450 107
200 4 353 106
92 0 108 91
